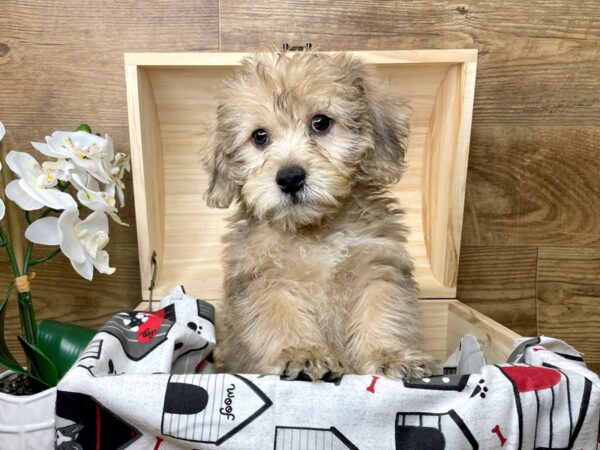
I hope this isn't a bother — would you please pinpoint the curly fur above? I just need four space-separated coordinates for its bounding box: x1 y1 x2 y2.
202 50 435 380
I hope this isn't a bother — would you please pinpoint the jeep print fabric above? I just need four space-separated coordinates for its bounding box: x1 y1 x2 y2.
56 286 600 449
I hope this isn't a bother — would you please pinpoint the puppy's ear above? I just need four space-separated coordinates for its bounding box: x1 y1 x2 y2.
202 105 238 209
360 78 410 186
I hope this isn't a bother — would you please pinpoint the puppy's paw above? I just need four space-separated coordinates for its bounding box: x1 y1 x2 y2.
273 347 344 381
365 349 437 380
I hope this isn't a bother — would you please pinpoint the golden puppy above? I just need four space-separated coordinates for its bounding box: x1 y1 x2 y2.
203 50 435 380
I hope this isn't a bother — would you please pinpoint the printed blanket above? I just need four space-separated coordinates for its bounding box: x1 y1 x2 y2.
56 286 600 449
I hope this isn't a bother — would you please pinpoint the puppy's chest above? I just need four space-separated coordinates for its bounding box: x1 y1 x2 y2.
251 229 357 292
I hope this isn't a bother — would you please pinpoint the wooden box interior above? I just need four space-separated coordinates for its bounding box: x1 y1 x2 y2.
126 50 520 363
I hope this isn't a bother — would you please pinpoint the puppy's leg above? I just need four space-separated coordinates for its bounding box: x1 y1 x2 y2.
231 287 344 380
345 278 436 380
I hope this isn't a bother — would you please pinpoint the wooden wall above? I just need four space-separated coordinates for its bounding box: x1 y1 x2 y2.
0 1 598 372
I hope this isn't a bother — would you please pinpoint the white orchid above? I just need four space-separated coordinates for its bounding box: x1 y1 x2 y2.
1 123 125 282
70 171 127 225
4 150 76 211
107 152 130 207
32 131 113 185
25 208 115 281
0 161 4 222
0 120 5 221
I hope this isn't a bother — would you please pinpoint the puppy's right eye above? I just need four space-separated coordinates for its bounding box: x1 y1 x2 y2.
251 129 270 148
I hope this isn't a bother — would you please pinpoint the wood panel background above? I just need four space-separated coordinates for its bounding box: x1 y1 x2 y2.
0 1 598 371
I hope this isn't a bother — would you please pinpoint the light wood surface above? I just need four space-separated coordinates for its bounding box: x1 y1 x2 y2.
126 51 477 301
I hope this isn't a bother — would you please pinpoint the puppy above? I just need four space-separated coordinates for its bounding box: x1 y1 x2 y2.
203 50 435 380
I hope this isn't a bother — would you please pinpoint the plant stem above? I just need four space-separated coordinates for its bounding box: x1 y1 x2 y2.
0 227 21 278
17 291 37 345
28 248 61 267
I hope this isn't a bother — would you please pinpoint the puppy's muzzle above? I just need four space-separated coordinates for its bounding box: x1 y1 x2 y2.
276 165 306 195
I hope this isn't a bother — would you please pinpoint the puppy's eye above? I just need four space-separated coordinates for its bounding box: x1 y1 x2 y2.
310 115 332 133
251 129 270 148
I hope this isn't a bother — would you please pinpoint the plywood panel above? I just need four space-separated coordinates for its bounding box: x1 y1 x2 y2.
537 247 600 362
457 246 538 336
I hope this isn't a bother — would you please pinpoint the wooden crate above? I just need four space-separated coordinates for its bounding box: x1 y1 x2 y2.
125 50 520 365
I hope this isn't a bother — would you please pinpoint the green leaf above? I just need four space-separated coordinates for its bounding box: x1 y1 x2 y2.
75 123 92 133
37 320 95 380
17 337 58 387
0 284 27 376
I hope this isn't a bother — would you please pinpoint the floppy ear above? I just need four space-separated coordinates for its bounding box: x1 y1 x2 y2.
202 106 238 208
359 80 410 186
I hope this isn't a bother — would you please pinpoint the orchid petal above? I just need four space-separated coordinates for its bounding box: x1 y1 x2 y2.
58 208 86 264
31 141 66 159
0 121 5 142
25 217 61 245
17 179 77 210
5 180 44 210
79 210 109 236
71 258 94 281
5 151 40 182
92 250 115 275
0 199 4 221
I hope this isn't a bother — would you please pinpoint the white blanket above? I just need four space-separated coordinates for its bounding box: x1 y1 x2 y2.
56 286 600 449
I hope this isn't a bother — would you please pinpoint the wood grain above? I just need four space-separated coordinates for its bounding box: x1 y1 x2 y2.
0 0 219 129
457 246 538 336
537 246 600 362
462 126 600 246
219 0 600 126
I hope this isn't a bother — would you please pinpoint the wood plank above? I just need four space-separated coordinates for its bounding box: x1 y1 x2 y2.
0 0 219 129
0 126 141 363
537 246 600 363
457 246 538 336
219 0 600 126
462 126 600 246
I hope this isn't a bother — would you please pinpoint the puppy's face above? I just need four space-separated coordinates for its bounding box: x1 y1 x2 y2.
203 52 409 230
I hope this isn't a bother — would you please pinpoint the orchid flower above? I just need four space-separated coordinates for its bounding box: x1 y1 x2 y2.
32 131 113 185
70 171 127 225
107 152 130 207
25 208 115 280
0 161 4 222
0 121 5 221
4 151 76 211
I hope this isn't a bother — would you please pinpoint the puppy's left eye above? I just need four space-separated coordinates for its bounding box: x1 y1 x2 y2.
310 115 332 134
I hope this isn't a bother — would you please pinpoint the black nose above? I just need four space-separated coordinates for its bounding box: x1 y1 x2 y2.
276 166 306 194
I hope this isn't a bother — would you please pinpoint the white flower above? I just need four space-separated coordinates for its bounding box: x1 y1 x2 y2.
0 120 4 221
0 162 4 222
4 151 76 211
25 208 115 280
32 131 113 185
108 152 130 207
70 171 127 225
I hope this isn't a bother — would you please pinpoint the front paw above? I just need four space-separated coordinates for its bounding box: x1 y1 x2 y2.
365 349 437 380
271 347 344 381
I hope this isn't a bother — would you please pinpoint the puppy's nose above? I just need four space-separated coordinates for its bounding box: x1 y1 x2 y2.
276 165 306 194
